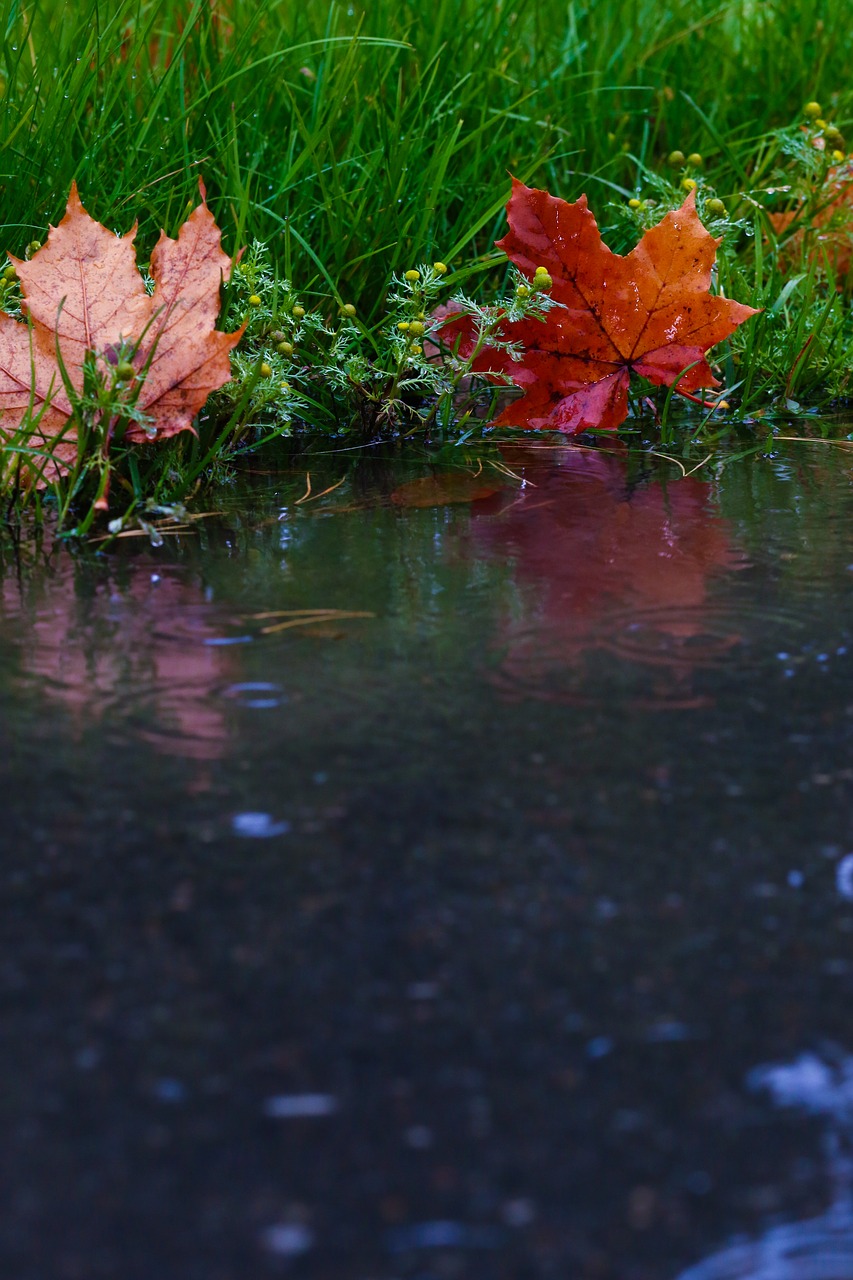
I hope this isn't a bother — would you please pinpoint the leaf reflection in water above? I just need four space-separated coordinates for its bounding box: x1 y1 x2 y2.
1 561 236 763
675 1051 853 1280
468 445 746 708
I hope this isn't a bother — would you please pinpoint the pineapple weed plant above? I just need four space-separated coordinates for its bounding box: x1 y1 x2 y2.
6 97 853 534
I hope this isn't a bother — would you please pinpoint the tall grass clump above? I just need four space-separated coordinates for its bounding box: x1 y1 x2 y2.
4 0 853 527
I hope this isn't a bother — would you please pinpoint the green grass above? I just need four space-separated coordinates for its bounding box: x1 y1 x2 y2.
3 0 853 527
2 0 851 299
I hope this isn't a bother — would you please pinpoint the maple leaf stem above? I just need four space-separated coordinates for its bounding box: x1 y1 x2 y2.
675 389 724 410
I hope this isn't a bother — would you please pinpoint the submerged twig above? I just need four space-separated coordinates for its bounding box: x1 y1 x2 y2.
291 474 347 506
646 449 714 477
257 609 375 635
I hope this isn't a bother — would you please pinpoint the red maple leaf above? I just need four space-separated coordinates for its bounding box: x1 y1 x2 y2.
440 179 758 433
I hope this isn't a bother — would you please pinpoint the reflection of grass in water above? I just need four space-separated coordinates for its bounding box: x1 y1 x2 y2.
677 1053 853 1280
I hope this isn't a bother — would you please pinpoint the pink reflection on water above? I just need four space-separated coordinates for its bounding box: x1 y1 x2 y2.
1 558 236 763
468 445 746 707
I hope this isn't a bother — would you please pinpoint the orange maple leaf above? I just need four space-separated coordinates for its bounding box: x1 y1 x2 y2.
440 179 758 433
0 182 242 479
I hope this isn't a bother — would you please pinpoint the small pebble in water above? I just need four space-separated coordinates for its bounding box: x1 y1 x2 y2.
386 1221 504 1252
263 1094 338 1118
221 681 285 709
404 1124 434 1149
685 1171 713 1195
586 1036 614 1059
407 981 439 1000
153 1078 187 1104
837 853 853 900
646 1020 691 1043
231 812 291 838
502 1197 537 1227
260 1224 314 1256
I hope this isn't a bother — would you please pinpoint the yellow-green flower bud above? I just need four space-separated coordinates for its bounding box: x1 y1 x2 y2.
292 305 306 319
260 362 273 377
409 343 422 356
277 341 294 357
116 361 135 381
533 271 553 290
397 321 410 331
25 241 41 259
408 320 425 336
833 149 846 163
248 294 262 307
687 152 704 169
404 269 420 282
816 118 828 130
628 198 642 209
534 264 550 276
516 284 530 298
804 101 822 119
340 303 357 318
280 381 290 393
668 150 686 167
432 261 448 274
3 264 17 282
705 197 726 216
681 177 697 192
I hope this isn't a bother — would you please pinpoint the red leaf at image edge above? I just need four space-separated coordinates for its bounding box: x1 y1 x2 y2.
439 179 759 434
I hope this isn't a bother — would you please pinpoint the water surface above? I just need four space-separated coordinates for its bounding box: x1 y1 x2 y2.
1 439 852 1279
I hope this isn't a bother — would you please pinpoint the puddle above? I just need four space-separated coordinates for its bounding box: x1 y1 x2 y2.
1 441 853 1278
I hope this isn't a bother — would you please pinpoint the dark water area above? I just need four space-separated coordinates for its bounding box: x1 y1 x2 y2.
1 439 853 1280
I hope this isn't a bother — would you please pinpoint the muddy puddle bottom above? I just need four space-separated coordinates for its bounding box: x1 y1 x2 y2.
1 440 853 1279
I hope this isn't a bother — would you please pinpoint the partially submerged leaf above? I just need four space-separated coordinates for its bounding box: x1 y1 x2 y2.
441 179 758 433
0 182 242 478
